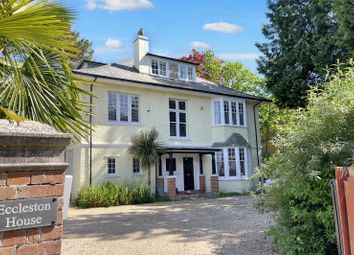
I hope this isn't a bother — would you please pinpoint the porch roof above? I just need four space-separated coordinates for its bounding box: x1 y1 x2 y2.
212 133 251 148
162 146 221 154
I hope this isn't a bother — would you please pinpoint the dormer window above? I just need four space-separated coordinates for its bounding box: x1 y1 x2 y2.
179 65 195 81
151 59 168 77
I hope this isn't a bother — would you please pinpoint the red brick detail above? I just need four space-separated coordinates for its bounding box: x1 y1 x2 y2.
18 184 64 199
157 178 164 195
167 177 176 198
30 172 44 185
0 186 17 200
199 175 206 192
16 240 61 255
57 212 63 225
27 228 40 244
41 226 63 242
7 172 31 186
0 172 5 186
2 230 26 247
0 246 14 255
30 171 65 185
211 175 219 193
57 198 64 212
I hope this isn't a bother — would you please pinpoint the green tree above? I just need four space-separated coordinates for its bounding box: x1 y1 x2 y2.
201 50 223 83
70 31 94 67
255 62 354 254
334 0 354 58
256 0 345 108
0 0 90 140
129 128 165 187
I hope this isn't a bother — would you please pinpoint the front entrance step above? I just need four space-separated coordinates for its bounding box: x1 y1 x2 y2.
170 191 218 201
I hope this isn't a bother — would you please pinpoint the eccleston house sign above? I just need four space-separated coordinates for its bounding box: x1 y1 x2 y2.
0 197 58 231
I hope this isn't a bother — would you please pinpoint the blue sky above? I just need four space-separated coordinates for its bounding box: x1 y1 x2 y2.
62 0 268 73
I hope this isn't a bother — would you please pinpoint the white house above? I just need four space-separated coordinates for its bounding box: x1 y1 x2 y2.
67 29 268 197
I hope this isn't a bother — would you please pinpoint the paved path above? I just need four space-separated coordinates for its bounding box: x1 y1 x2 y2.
62 196 276 255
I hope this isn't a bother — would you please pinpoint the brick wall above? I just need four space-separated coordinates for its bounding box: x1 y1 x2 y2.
167 177 176 198
199 175 206 193
157 178 164 196
211 175 219 193
0 121 70 255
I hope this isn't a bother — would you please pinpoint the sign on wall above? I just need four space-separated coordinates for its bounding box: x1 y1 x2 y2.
0 197 58 231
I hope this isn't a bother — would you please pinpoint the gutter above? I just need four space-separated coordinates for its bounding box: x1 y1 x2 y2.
89 77 97 185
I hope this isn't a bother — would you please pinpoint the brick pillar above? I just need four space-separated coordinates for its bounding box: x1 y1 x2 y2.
211 175 219 193
0 120 70 255
167 176 176 198
157 177 164 196
199 175 206 193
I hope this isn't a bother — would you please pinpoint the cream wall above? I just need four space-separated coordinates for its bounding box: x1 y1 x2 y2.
70 78 262 195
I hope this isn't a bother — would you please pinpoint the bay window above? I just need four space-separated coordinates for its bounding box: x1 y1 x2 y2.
212 98 246 126
108 92 140 124
215 147 250 179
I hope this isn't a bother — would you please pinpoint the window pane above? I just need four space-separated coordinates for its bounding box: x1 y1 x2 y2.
166 158 176 171
187 67 194 80
169 112 176 122
133 158 140 173
108 158 116 174
216 151 224 176
239 148 245 176
169 100 176 109
120 95 128 121
159 61 167 76
151 60 158 75
170 123 177 136
239 103 244 126
213 101 221 124
169 63 178 79
228 148 236 176
231 102 237 125
224 101 230 124
178 101 186 110
179 112 186 123
131 96 139 122
108 93 117 121
179 124 186 137
180 65 187 79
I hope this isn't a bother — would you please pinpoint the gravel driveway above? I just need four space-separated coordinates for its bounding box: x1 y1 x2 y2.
62 196 276 255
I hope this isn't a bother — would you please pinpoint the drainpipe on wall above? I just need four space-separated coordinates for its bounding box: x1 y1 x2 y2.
89 77 97 185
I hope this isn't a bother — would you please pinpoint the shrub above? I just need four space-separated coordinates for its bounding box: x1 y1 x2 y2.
75 181 153 208
255 62 354 255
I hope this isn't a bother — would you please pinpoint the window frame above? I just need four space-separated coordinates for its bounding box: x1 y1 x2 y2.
169 98 188 139
178 64 195 81
107 157 118 177
132 158 141 174
108 91 140 125
215 147 250 180
150 59 169 78
212 98 247 127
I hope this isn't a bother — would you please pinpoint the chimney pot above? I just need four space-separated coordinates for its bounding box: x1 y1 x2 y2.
138 28 144 36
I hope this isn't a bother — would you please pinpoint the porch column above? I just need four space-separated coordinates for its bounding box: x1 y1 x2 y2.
199 153 203 175
211 152 216 175
168 152 173 176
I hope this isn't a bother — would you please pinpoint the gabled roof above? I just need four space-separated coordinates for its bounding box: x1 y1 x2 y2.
212 133 251 148
74 60 270 102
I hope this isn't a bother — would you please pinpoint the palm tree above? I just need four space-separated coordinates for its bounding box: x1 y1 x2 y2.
0 0 90 140
129 128 165 186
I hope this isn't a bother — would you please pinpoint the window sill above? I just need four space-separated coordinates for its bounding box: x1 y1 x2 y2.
219 177 249 181
212 124 247 128
106 174 120 178
107 121 141 126
169 137 190 141
132 173 143 176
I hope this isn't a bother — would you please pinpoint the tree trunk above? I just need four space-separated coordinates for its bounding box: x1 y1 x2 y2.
148 163 151 186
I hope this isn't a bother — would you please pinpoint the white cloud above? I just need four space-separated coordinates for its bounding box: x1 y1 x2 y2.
203 22 243 34
190 41 209 49
105 38 124 49
218 53 260 60
85 0 154 11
